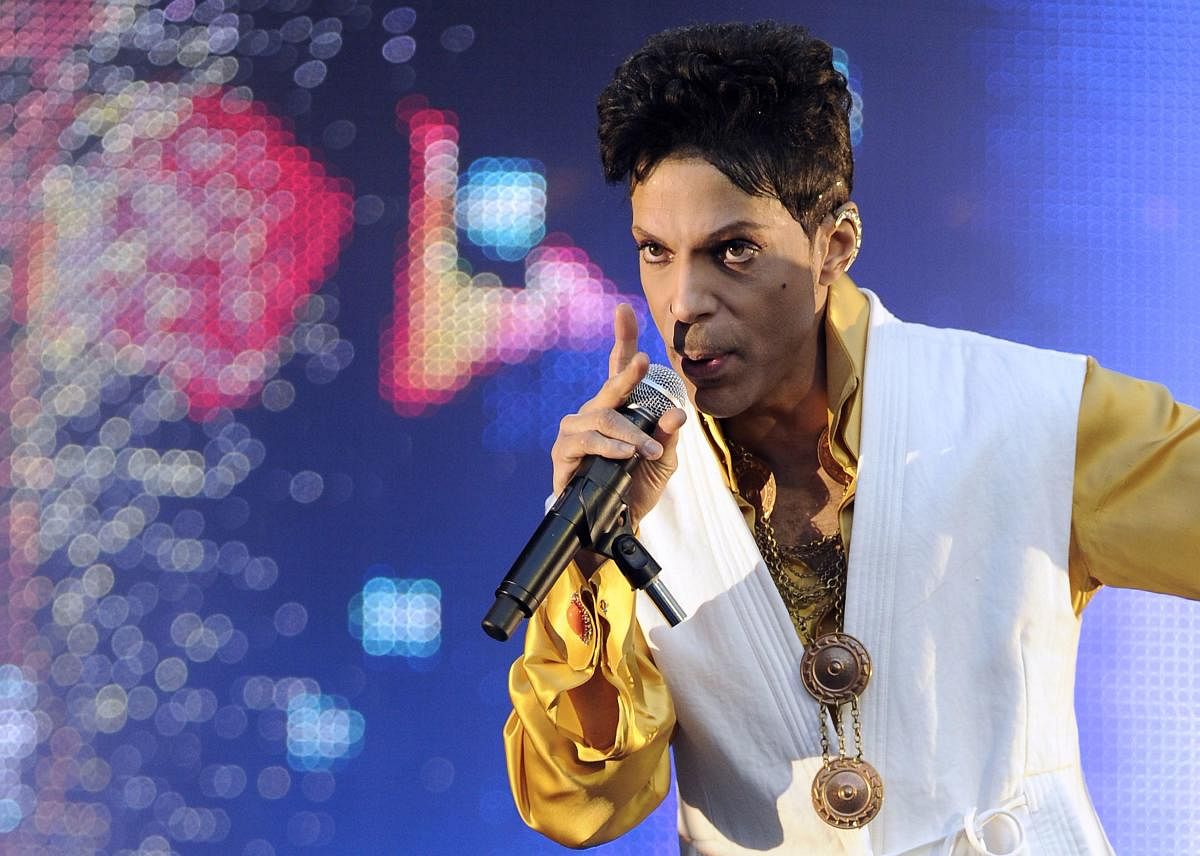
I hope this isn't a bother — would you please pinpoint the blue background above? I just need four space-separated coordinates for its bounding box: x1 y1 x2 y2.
2 1 1198 854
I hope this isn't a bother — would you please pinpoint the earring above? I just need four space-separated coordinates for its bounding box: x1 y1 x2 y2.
833 204 862 272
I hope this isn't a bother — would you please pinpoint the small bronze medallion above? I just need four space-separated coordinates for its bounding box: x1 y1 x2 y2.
566 592 593 645
800 632 871 705
812 757 884 828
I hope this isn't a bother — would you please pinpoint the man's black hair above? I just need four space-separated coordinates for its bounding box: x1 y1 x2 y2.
597 21 853 236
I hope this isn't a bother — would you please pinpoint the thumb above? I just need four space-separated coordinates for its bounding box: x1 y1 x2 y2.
650 407 687 461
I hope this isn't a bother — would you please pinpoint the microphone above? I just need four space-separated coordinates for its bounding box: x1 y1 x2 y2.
481 364 688 642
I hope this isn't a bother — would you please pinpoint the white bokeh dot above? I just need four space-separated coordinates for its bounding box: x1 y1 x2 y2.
382 35 416 64
420 756 455 793
274 602 308 637
257 765 291 800
289 471 323 504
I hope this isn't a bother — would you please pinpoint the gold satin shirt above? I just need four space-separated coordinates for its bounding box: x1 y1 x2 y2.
503 277 1200 846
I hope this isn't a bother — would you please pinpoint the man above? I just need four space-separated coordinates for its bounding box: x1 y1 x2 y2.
502 21 1200 855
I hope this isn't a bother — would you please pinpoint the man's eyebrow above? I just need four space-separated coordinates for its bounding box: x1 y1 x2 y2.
630 219 771 241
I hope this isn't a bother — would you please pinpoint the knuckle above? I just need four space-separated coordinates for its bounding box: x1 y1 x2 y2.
582 430 606 453
608 367 632 387
599 410 624 434
610 438 635 457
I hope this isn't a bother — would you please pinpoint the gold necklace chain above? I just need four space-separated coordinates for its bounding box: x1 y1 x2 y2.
754 518 846 644
729 437 848 644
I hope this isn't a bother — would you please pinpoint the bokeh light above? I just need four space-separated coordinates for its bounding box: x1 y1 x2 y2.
440 25 476 54
0 0 359 851
348 577 442 657
382 8 417 36
381 96 632 415
13 84 353 418
831 47 864 147
285 693 365 771
382 35 416 64
456 157 548 261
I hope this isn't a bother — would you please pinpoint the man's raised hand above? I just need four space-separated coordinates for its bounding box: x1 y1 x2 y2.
549 303 687 530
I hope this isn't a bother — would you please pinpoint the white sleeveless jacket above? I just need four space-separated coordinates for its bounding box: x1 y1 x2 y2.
636 291 1113 855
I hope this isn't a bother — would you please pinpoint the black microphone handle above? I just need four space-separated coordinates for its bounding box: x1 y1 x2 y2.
481 512 588 641
481 408 657 642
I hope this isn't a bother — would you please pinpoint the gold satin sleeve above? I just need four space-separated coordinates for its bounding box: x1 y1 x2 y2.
502 556 675 846
1071 358 1200 612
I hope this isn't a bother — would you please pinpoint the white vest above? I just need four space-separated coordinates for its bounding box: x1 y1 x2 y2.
636 291 1112 855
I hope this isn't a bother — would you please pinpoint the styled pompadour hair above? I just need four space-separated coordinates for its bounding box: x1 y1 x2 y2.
597 21 853 236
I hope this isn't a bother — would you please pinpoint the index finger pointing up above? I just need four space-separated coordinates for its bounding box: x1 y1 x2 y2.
608 303 641 378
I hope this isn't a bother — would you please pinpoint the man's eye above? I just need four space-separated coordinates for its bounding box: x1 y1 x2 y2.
638 242 668 264
720 241 759 264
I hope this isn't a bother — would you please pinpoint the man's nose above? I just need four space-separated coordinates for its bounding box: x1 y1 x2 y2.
669 259 718 323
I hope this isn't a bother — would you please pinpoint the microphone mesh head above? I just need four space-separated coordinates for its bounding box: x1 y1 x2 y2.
626 364 687 418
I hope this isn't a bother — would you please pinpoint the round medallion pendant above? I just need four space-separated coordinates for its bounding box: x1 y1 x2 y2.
812 757 884 828
800 632 871 704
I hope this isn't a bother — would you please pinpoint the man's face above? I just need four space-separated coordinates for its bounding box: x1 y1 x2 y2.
630 156 828 420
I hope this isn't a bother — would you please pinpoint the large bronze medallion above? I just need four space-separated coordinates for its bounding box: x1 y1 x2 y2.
812 757 884 828
800 632 871 705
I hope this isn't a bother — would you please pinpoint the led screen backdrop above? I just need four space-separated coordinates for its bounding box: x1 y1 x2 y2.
1 1 1197 854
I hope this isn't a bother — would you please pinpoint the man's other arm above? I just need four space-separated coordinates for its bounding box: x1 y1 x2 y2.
1070 358 1200 610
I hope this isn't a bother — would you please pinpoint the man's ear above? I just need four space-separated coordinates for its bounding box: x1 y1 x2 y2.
818 203 862 285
